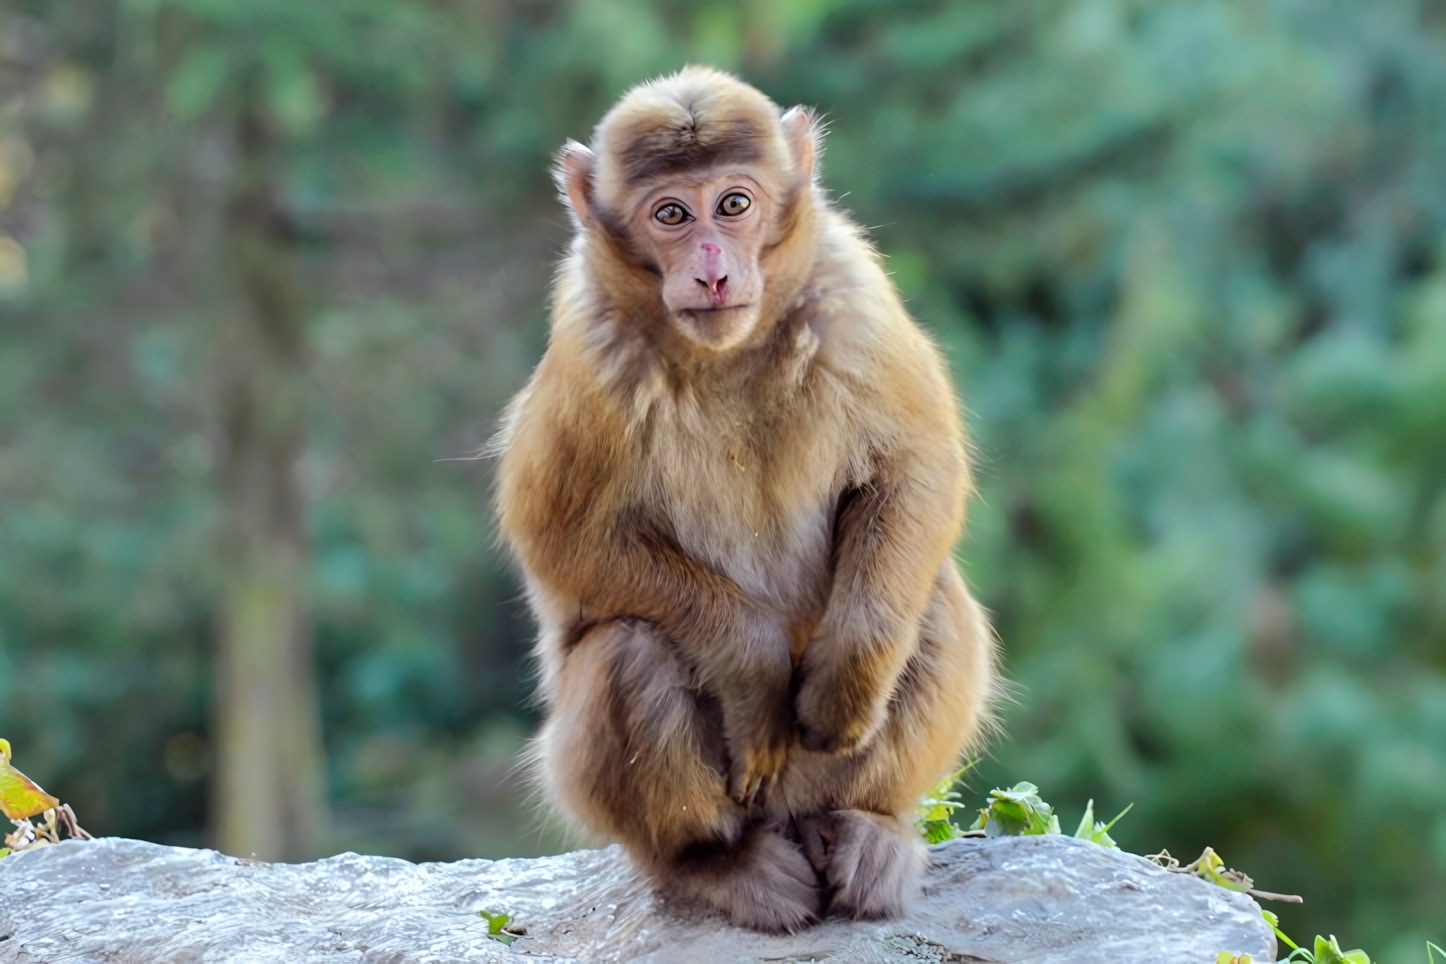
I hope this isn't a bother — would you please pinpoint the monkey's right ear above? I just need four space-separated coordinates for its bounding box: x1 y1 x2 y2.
555 140 598 228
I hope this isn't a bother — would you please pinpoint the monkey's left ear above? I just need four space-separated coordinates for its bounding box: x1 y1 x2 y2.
781 107 818 184
555 140 599 228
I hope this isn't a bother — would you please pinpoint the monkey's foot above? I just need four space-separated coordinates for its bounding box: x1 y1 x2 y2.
798 809 927 920
663 826 821 934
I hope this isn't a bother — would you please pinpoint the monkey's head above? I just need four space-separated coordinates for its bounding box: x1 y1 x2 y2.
558 67 818 352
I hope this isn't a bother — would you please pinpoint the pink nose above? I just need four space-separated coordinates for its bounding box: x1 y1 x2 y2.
696 243 728 303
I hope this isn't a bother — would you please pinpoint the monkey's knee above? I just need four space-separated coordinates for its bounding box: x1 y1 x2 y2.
539 619 742 853
798 809 926 920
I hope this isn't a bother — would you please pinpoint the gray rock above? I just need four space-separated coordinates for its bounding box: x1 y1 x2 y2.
0 835 1274 963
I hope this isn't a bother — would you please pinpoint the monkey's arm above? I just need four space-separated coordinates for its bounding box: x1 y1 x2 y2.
497 398 792 804
795 370 968 755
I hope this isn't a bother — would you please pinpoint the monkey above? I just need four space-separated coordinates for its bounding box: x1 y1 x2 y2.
493 66 997 934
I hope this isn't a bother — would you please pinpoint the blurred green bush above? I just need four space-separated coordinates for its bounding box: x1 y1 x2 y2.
0 0 1443 952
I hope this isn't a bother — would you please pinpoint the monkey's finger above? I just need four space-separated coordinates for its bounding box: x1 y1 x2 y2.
748 760 774 805
743 771 762 807
746 766 765 804
727 759 755 804
755 772 776 808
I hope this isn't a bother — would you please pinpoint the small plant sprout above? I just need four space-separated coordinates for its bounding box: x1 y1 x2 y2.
913 763 976 844
1150 848 1301 905
1255 909 1407 964
1186 847 1254 893
959 781 1134 848
968 782 1061 837
1071 798 1132 849
1293 933 1371 964
1263 909 1300 954
926 778 1442 963
477 909 516 946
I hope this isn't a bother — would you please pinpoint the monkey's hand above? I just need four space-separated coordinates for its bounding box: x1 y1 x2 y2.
721 689 793 806
794 643 892 755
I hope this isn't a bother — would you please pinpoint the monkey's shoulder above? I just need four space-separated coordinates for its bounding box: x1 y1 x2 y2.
802 226 949 377
793 292 957 440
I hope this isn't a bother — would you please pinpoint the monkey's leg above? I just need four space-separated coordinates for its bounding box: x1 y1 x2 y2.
783 563 997 920
537 619 821 933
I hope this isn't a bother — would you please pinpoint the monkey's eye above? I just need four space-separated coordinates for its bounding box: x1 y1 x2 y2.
717 193 751 217
654 204 689 226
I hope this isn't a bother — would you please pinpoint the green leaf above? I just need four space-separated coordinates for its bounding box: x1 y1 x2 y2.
0 739 61 821
1428 942 1444 964
1095 803 1132 837
0 847 9 859
922 818 960 844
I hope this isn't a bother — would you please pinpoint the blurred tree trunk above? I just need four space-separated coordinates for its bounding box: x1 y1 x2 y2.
213 75 327 861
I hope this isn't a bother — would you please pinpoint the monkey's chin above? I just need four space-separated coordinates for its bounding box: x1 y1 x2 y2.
672 305 759 351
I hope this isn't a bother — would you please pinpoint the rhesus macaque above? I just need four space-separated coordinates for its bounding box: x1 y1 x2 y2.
494 67 997 933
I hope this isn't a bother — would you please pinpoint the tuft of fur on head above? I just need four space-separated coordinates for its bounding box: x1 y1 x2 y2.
590 66 805 209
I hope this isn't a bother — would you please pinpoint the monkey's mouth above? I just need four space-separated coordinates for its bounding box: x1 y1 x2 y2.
677 305 752 319
672 305 757 347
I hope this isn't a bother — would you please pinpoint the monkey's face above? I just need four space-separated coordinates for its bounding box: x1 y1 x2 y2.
558 72 817 354
629 170 772 350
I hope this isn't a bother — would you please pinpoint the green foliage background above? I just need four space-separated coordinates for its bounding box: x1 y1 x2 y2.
2 0 1444 953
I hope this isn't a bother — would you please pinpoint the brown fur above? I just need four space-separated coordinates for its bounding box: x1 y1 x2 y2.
494 66 997 933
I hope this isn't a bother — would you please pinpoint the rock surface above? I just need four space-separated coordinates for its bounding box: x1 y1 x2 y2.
0 835 1274 963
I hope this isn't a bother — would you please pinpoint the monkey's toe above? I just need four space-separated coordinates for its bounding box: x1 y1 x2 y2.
726 734 789 806
796 812 835 873
802 809 926 920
